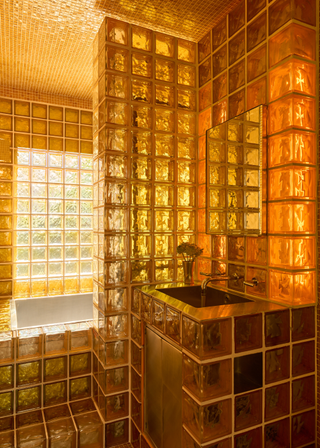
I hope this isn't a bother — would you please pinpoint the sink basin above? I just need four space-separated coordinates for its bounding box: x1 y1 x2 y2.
157 285 252 308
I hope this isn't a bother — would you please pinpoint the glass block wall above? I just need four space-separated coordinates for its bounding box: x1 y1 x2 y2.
92 16 197 435
197 0 317 307
0 99 94 299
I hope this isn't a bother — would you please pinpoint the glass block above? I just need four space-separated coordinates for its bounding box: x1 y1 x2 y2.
14 117 30 133
132 105 152 129
155 133 174 157
235 427 262 448
178 39 195 63
270 59 316 103
229 30 245 66
177 186 195 207
47 418 76 448
131 260 151 283
182 316 231 359
107 19 128 45
268 202 315 235
0 365 13 391
132 26 152 51
177 210 195 231
265 346 290 384
69 376 91 401
17 362 40 391
247 12 266 53
49 106 63 121
43 381 67 407
183 392 232 443
156 84 174 108
178 161 195 183
292 306 315 341
183 355 231 400
247 45 266 82
49 121 63 136
0 390 13 416
154 259 174 282
269 24 316 68
265 382 290 422
0 131 12 147
269 166 316 200
106 46 128 72
0 115 12 131
68 323 91 350
14 134 30 149
105 101 128 125
198 109 211 136
131 79 152 104
132 130 151 155
235 314 262 353
131 367 141 401
178 111 196 135
229 89 245 118
229 60 245 93
17 385 41 412
18 328 42 359
155 58 174 83
212 44 227 79
155 33 174 57
292 410 315 448
154 109 174 132
213 17 227 51
199 83 211 111
198 32 210 62
70 352 91 377
44 356 67 382
49 138 63 151
14 101 30 116
132 53 152 78
163 307 180 343
0 167 12 180
269 130 316 167
17 424 46 448
235 390 262 431
0 98 12 115
247 76 267 110
178 137 195 160
32 119 47 135
178 64 195 87
292 340 315 377
292 374 315 413
43 325 67 354
131 156 151 180
199 58 211 87
229 0 245 37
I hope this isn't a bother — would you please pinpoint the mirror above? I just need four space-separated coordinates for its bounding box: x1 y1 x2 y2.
206 105 267 235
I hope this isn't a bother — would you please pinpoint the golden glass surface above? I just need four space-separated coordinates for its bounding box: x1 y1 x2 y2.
132 53 152 78
178 64 196 87
155 33 174 57
14 101 30 117
132 26 152 51
155 59 174 82
0 98 12 115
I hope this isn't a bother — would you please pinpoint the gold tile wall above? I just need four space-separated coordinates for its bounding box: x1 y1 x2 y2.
0 97 94 299
92 17 197 442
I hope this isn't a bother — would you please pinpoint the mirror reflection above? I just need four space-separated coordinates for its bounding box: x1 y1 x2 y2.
206 105 267 235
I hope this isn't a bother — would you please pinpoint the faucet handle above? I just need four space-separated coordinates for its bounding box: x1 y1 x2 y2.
200 272 213 277
243 277 259 287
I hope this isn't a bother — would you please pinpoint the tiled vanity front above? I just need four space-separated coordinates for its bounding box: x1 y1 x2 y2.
131 284 316 448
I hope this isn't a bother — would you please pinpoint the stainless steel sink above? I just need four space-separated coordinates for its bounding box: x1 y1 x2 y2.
157 285 252 308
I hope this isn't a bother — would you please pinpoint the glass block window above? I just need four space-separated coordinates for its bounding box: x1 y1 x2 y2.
13 150 93 298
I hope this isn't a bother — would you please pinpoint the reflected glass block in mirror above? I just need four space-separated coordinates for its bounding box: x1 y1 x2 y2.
206 105 266 235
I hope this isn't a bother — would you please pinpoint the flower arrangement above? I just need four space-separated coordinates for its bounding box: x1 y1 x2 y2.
177 242 203 262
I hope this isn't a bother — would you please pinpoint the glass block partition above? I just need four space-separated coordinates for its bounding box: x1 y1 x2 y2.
92 17 197 444
197 0 317 306
0 98 93 299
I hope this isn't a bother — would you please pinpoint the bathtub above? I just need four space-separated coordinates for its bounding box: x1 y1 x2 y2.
11 293 93 329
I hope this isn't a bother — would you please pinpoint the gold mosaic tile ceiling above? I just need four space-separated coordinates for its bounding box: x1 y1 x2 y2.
0 0 241 101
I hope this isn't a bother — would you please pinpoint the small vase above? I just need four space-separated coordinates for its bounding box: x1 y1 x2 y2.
183 260 194 285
